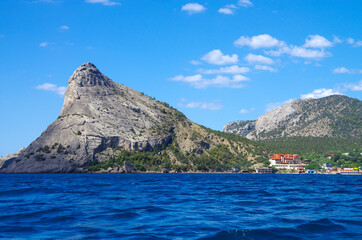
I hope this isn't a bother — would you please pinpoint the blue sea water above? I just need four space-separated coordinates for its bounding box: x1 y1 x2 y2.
0 174 361 240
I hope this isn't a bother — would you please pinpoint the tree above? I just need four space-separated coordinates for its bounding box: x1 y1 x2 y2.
305 161 320 170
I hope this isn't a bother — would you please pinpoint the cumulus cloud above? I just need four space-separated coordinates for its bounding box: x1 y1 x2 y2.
181 3 206 14
239 108 254 114
218 8 234 15
301 88 341 99
35 83 66 96
40 42 49 47
238 0 253 7
85 0 120 6
170 74 249 88
179 99 223 110
267 45 329 59
344 80 362 91
60 25 69 30
303 35 333 48
201 49 239 65
244 53 273 65
254 65 277 72
236 34 332 59
234 34 283 49
333 67 351 74
198 65 250 74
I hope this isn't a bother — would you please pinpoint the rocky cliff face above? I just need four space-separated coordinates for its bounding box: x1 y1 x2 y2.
0 63 264 173
224 95 362 140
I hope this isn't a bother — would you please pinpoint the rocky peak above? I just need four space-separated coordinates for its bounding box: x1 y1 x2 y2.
223 95 362 140
68 62 112 87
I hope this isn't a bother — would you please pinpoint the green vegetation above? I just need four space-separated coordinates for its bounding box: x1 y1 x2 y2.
301 149 362 169
85 133 265 172
261 137 362 155
305 161 321 170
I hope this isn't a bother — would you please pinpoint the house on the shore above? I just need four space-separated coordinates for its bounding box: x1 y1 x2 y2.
256 167 273 174
269 154 307 170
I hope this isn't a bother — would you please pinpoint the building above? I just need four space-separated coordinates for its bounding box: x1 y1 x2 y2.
306 169 317 174
256 167 273 174
269 154 302 165
269 154 305 170
338 168 361 175
231 167 239 173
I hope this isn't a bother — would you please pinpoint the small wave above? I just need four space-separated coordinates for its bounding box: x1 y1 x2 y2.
0 187 37 197
200 218 346 240
296 218 345 233
199 229 300 240
220 190 250 195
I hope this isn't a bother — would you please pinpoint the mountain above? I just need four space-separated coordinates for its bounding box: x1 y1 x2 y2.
0 63 266 173
223 95 362 155
224 95 362 140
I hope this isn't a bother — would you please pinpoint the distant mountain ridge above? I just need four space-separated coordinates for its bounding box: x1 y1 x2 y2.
0 63 266 173
223 95 362 140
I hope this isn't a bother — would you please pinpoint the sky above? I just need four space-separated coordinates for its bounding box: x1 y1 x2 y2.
0 0 361 156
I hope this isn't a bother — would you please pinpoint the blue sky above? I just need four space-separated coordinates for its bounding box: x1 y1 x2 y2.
1 0 361 156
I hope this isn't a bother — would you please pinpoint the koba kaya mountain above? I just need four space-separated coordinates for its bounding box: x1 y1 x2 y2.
224 95 362 140
0 63 265 173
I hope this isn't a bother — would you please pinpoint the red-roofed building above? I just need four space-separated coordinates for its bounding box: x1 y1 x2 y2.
269 154 304 170
269 154 302 164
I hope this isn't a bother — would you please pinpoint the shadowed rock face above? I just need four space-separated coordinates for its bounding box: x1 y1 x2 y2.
0 63 174 173
224 95 362 140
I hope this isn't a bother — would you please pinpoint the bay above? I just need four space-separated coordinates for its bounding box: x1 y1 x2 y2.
0 174 361 239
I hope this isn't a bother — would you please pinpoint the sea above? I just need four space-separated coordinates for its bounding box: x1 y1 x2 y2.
0 174 361 240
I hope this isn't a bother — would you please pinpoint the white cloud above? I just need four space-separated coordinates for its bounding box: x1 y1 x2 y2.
201 49 239 65
40 42 49 47
355 41 362 47
198 65 250 74
254 65 277 72
226 4 238 8
347 38 355 44
239 108 254 114
303 35 333 48
181 3 206 14
333 35 342 44
190 60 202 65
344 80 362 91
288 46 329 58
267 45 329 59
60 25 69 30
265 99 293 112
234 34 283 49
238 0 253 7
244 53 273 65
85 0 120 6
35 83 66 96
0 34 4 38
218 8 234 15
301 88 341 99
346 38 362 47
333 67 351 74
236 34 331 59
179 100 223 110
170 74 249 88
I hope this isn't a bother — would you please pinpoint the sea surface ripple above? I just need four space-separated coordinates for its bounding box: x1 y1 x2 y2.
0 174 361 239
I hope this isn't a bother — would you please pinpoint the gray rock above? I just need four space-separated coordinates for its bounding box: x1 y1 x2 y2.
223 95 362 140
0 63 175 173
